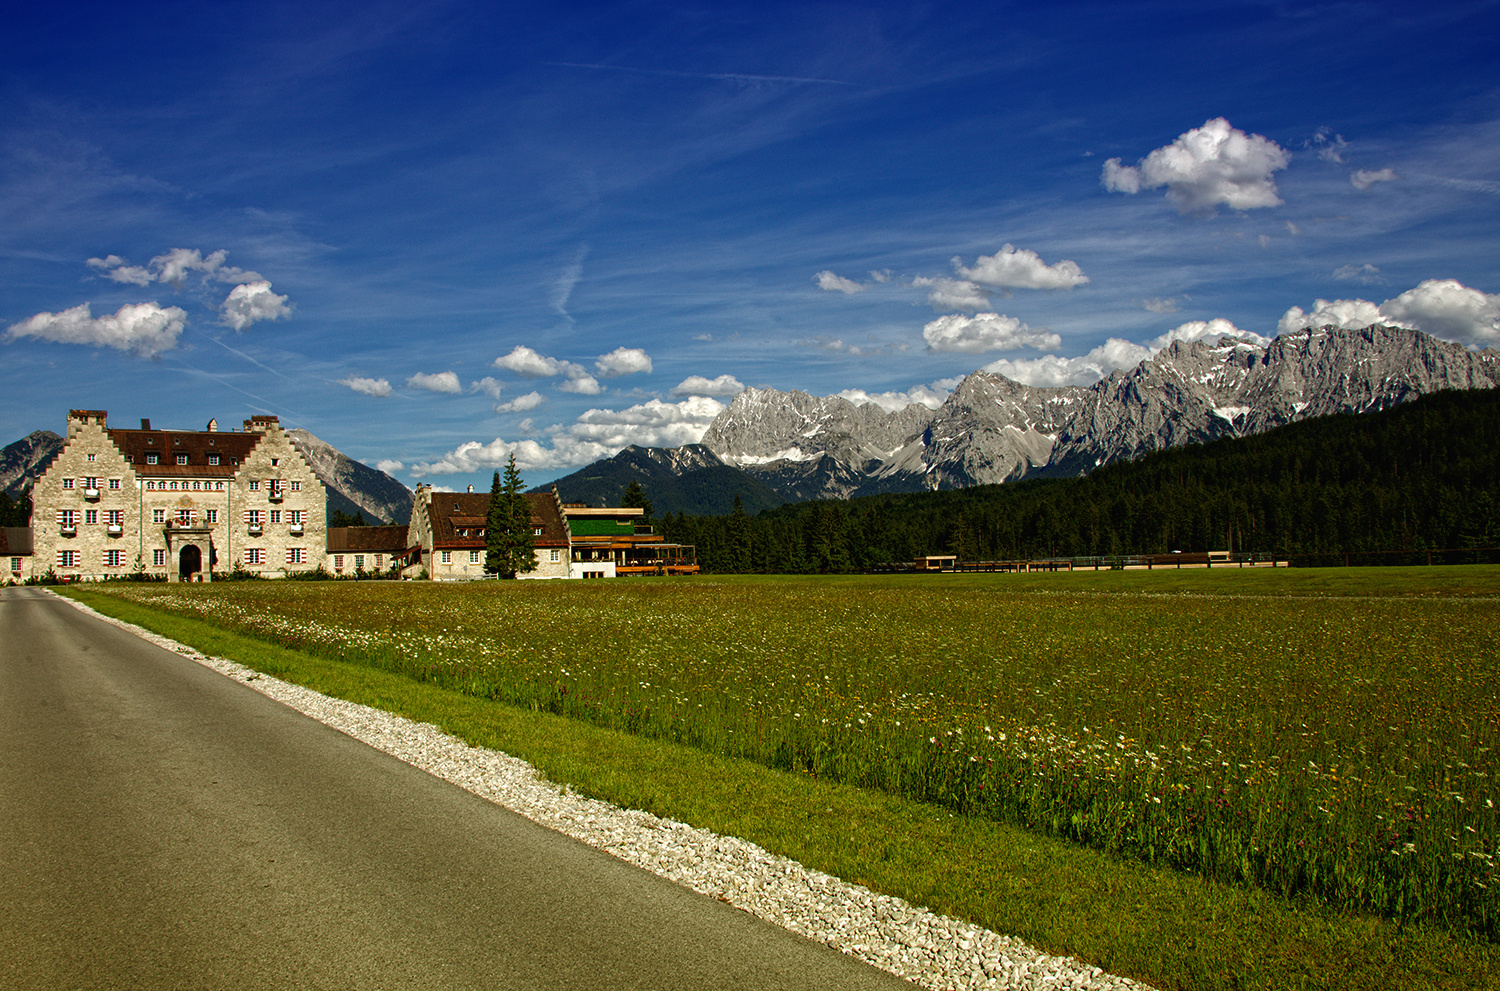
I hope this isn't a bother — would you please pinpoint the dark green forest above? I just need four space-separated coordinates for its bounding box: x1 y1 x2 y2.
656 388 1500 573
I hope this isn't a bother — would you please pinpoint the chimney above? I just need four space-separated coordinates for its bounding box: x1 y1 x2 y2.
206 418 218 432
467 484 474 493
140 418 151 430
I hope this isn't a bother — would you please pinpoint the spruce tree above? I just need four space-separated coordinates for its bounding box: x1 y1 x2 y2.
498 454 536 578
484 470 505 575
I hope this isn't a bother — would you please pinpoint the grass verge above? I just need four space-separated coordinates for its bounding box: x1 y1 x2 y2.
61 586 1498 991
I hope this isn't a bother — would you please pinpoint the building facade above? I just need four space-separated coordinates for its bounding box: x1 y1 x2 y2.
23 409 327 581
404 484 572 579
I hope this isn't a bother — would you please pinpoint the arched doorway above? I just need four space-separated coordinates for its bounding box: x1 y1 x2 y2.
179 544 202 582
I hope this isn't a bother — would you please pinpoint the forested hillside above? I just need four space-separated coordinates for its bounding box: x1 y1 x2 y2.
657 388 1500 572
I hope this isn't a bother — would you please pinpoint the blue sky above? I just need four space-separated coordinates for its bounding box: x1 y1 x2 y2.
4 0 1498 490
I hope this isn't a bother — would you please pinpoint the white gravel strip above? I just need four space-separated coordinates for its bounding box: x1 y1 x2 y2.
64 593 1153 991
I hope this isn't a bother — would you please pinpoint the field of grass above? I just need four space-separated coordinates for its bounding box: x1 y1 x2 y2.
70 566 1500 943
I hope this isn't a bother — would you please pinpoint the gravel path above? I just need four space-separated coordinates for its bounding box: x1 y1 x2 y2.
61 593 1153 991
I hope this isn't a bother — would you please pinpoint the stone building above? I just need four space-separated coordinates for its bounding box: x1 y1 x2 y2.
24 409 326 581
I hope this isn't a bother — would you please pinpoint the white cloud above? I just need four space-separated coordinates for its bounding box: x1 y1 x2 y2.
912 276 990 312
88 255 152 286
835 382 952 411
1351 168 1399 191
1140 297 1181 314
983 339 1151 388
1309 128 1348 164
1333 263 1382 284
1277 297 1390 335
6 301 187 358
495 345 568 377
1148 318 1267 351
672 374 745 396
558 373 603 395
92 248 263 288
594 346 653 377
374 459 404 474
1379 279 1500 345
220 281 290 331
407 371 462 394
495 391 545 413
339 376 392 397
815 270 865 294
869 269 892 283
411 397 726 475
471 376 504 399
954 244 1089 290
1103 117 1291 213
922 313 1061 354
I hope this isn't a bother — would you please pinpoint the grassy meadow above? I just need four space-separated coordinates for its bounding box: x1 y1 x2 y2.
70 567 1500 945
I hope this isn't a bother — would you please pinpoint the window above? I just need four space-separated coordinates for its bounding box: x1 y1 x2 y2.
441 550 452 564
105 510 122 525
124 455 134 464
288 510 303 525
271 458 280 467
175 453 188 465
204 509 217 524
63 478 74 489
87 453 97 462
169 482 178 490
249 480 259 491
191 481 200 490
469 550 480 564
153 549 166 567
85 477 99 489
59 510 77 527
334 555 345 570
109 478 120 490
10 557 20 574
290 480 301 492
373 554 383 569
355 555 365 570
208 454 220 466
246 548 264 565
84 510 98 525
152 509 166 524
58 550 79 568
146 453 158 465
287 548 306 565
533 527 543 536
177 509 193 526
550 549 560 562
269 509 281 524
104 550 123 567
216 481 224 490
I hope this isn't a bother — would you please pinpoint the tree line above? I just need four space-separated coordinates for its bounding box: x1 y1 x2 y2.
655 388 1500 573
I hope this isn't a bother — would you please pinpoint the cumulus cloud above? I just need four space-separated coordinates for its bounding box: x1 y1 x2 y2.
1148 318 1267 351
1351 168 1399 190
87 255 152 286
558 373 603 395
495 345 568 377
339 376 392 397
6 301 188 358
411 397 726 475
407 371 462 394
471 376 504 399
954 244 1090 290
672 374 745 397
1277 280 1499 345
220 281 291 330
815 270 866 294
594 346 653 377
1380 279 1500 345
495 391 545 413
1333 263 1382 284
1277 297 1391 336
983 339 1152 388
835 381 954 411
1103 117 1291 213
912 276 990 312
922 313 1061 354
374 459 404 474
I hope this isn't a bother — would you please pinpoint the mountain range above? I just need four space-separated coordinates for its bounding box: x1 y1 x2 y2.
551 325 1499 508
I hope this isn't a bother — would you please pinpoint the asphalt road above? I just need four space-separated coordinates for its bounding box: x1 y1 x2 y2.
0 587 914 990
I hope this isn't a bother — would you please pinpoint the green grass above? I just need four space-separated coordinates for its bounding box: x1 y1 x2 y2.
59 568 1500 990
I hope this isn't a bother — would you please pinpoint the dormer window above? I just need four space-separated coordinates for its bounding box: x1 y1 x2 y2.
176 453 188 465
146 453 158 465
208 454 220 466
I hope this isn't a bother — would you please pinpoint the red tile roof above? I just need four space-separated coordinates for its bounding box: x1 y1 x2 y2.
107 427 261 478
